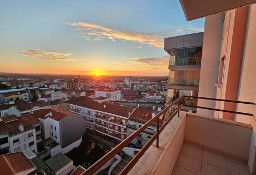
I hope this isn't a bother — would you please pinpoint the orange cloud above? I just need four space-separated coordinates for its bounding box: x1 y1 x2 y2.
66 22 163 48
22 49 74 61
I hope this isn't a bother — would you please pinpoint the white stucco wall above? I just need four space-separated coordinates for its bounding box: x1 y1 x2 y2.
197 13 225 117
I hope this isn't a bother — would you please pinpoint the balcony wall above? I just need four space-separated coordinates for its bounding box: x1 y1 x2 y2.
130 112 253 175
185 113 252 161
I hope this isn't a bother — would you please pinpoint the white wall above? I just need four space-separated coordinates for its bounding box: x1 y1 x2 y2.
197 13 225 117
9 129 37 153
122 147 140 157
49 118 61 143
8 106 21 117
51 138 82 157
56 161 74 175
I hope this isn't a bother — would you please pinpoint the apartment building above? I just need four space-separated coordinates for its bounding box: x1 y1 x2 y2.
95 89 121 101
68 97 134 142
64 79 84 90
0 91 29 103
33 108 86 148
164 32 203 107
69 98 99 130
0 114 42 158
127 107 162 146
95 103 133 141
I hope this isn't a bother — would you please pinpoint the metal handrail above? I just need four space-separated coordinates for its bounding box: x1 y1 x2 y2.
183 96 255 116
83 96 184 175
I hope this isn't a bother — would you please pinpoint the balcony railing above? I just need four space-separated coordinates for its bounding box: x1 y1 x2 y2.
169 57 201 66
82 97 183 175
81 96 255 175
169 78 199 86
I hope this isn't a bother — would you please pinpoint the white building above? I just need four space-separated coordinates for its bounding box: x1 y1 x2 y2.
0 115 43 158
95 89 121 101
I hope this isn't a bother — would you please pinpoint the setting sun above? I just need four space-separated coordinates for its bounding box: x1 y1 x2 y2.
92 69 105 76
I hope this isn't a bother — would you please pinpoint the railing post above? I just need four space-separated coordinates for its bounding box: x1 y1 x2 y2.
178 100 180 117
156 117 159 148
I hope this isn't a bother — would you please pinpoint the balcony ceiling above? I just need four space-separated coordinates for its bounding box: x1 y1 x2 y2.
179 0 256 20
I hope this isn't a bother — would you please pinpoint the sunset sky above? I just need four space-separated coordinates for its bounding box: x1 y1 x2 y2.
0 0 204 76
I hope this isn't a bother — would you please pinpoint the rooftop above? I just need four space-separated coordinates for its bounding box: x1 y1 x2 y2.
0 104 13 110
15 100 32 112
0 114 39 135
45 153 73 173
0 152 35 175
69 97 134 117
130 107 163 125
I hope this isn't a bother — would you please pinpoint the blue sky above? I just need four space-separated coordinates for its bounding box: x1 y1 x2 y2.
0 0 204 76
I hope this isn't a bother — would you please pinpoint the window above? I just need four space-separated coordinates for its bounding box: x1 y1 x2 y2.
28 132 33 137
121 128 124 132
55 126 56 131
115 126 118 130
55 135 57 139
13 139 19 143
29 142 34 146
0 137 8 145
51 132 53 137
51 125 53 129
35 125 40 132
0 147 9 154
217 57 225 86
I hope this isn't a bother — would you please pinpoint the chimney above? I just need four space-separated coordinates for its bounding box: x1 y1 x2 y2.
153 106 155 110
158 107 161 111
152 113 155 118
19 124 24 132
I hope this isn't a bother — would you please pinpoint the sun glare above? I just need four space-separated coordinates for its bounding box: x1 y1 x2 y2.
92 69 105 76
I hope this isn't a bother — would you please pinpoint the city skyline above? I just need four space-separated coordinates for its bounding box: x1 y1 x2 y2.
0 0 204 76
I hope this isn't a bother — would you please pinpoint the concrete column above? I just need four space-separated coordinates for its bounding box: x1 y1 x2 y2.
197 13 224 117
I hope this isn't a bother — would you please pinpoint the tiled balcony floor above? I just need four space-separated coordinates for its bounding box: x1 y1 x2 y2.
172 142 249 175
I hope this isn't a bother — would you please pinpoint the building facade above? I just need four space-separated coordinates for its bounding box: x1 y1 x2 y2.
164 32 203 109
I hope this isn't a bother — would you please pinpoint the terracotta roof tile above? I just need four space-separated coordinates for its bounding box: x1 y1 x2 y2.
33 108 74 121
0 104 13 110
15 100 32 112
97 103 134 118
0 152 35 175
68 97 134 117
130 107 163 125
0 114 39 136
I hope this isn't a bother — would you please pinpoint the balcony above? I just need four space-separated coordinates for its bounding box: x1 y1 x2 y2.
130 113 251 175
168 78 199 90
169 57 201 70
80 97 255 175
